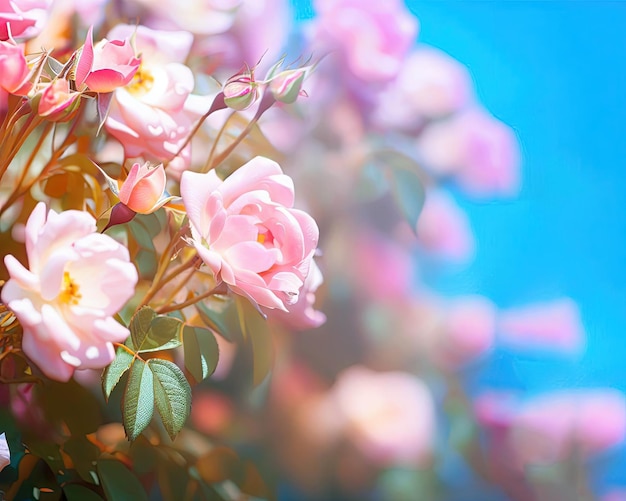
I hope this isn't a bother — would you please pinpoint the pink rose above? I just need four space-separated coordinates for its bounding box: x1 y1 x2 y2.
312 0 418 83
75 26 141 93
1 202 138 381
0 0 50 41
181 156 319 311
417 107 520 197
266 258 326 330
0 39 31 95
118 162 167 214
416 189 475 262
329 366 435 465
103 24 197 167
372 46 473 131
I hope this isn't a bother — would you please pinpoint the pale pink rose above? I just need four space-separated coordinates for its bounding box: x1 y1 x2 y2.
373 46 473 131
417 107 520 197
311 0 418 83
497 298 585 354
416 189 475 262
118 162 167 214
181 156 319 311
1 202 138 381
329 366 435 465
266 258 326 330
37 78 81 121
0 39 31 95
0 0 51 41
104 24 197 167
75 26 141 93
0 433 9 472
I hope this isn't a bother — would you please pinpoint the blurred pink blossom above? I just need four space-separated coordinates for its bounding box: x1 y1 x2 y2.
328 366 435 465
311 0 418 84
602 490 626 501
181 156 319 311
1 202 138 381
352 229 413 301
373 45 473 131
104 24 196 169
497 298 585 354
417 107 520 197
476 389 626 468
416 189 475 261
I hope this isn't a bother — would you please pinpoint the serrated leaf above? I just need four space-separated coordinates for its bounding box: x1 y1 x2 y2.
123 360 154 441
138 316 183 353
130 307 156 350
195 296 242 343
102 346 134 400
148 359 191 441
97 459 148 501
182 326 219 383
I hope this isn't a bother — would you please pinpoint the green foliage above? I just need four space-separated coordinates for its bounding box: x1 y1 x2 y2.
102 345 134 401
195 296 243 343
183 325 220 383
97 459 148 501
123 359 155 441
373 150 426 231
149 359 192 441
127 212 165 279
235 296 274 386
63 484 104 500
129 306 183 353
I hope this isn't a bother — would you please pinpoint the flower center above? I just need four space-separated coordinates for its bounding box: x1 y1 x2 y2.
127 65 154 96
257 228 274 246
59 271 81 305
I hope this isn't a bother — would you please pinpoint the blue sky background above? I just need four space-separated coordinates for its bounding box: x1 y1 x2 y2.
290 0 626 492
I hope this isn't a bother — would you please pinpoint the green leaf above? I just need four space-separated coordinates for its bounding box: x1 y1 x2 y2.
183 326 219 383
236 296 273 386
62 437 100 484
130 307 183 353
37 380 102 435
63 484 104 501
139 315 183 353
97 459 148 501
102 346 134 400
374 150 426 231
148 359 192 441
195 296 242 343
123 360 154 441
130 306 156 349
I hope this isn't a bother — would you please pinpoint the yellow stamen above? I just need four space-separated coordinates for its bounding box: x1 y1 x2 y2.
127 65 154 96
59 271 81 305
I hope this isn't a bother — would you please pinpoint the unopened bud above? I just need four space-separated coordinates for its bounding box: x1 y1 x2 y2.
268 69 306 104
223 70 259 111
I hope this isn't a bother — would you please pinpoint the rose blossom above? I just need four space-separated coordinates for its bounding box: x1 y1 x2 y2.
75 26 141 93
311 0 418 84
1 202 138 381
329 366 435 465
266 258 326 330
0 39 31 95
0 0 51 41
104 24 197 170
181 156 319 311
